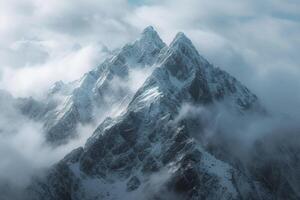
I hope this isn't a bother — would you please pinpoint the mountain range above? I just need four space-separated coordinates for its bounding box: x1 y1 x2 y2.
3 26 300 200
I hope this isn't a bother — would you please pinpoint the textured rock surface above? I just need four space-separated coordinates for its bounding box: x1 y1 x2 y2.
26 27 299 200
19 26 166 145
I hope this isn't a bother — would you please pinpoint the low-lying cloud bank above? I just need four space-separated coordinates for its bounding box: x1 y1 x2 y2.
175 102 300 166
0 98 92 187
0 63 154 199
0 0 299 199
0 44 109 98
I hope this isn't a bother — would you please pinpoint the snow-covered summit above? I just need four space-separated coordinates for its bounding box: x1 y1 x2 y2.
25 26 300 200
141 26 163 45
170 32 193 48
20 26 167 144
116 26 166 67
26 27 269 200
167 32 205 63
17 27 260 145
130 30 259 111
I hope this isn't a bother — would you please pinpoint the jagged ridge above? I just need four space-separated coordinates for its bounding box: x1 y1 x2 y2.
26 27 270 200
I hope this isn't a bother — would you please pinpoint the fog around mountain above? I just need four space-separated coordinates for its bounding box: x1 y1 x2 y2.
0 1 299 200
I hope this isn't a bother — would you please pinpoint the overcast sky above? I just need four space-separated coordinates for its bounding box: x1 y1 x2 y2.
0 0 299 117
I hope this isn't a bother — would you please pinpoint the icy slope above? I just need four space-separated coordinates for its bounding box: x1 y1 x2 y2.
27 28 266 200
21 26 166 144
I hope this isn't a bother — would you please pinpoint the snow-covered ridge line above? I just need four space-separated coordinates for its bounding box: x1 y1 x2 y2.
24 26 273 200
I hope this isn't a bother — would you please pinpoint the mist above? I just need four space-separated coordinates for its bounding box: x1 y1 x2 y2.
0 44 110 98
176 102 297 144
1 0 299 113
0 61 155 199
174 101 300 186
0 0 299 199
0 97 93 189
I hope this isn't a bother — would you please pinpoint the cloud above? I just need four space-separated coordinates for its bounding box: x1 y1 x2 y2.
0 62 156 199
0 0 299 197
0 44 108 97
0 0 139 98
1 0 299 117
174 102 300 166
0 96 96 199
169 102 300 198
126 0 300 117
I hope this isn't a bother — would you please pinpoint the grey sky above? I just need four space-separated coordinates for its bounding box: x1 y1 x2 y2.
0 0 299 116
0 1 299 197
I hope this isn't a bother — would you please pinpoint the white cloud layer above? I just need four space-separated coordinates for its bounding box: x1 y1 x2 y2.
0 96 93 190
0 1 299 198
0 44 107 97
1 0 299 115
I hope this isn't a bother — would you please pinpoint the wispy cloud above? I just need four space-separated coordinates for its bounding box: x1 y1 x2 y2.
127 0 300 116
0 1 299 198
1 0 299 116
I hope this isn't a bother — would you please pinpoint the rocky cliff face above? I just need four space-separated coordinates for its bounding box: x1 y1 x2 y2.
25 27 299 200
18 26 166 145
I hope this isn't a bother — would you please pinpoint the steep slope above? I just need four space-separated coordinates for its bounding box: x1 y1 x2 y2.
27 30 267 200
21 26 166 144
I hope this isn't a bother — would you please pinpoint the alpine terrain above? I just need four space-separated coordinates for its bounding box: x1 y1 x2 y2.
20 27 300 200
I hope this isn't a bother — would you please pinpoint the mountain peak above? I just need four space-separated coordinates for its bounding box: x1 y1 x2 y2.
155 31 204 82
27 27 269 200
169 32 196 51
141 26 155 35
173 32 190 42
139 26 164 45
117 26 166 66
